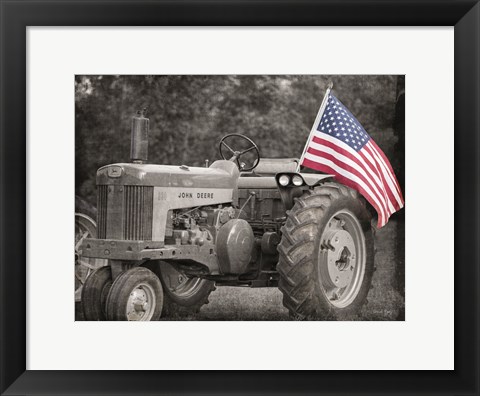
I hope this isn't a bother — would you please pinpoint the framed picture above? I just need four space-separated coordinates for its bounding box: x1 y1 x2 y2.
1 0 478 395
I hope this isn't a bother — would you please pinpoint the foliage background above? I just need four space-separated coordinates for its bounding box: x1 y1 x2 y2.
75 75 404 205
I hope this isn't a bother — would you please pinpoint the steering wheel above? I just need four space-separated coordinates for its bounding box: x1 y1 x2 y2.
219 134 261 172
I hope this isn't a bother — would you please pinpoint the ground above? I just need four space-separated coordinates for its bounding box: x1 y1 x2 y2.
76 216 404 321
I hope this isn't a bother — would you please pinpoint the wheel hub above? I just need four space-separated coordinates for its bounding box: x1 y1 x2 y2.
322 228 356 288
317 210 367 309
127 287 151 319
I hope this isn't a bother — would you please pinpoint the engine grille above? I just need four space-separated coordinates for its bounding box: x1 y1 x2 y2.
96 185 153 240
123 185 153 240
97 185 108 239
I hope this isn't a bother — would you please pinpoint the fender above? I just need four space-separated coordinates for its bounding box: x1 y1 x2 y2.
275 172 334 210
300 173 334 187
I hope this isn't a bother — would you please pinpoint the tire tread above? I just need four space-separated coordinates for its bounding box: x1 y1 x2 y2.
277 182 374 320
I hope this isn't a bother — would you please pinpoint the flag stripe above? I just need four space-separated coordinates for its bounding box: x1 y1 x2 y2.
306 146 388 222
364 143 404 209
311 134 396 213
303 152 388 227
356 147 401 213
303 157 387 227
366 144 403 211
313 132 382 195
306 143 389 220
369 139 403 199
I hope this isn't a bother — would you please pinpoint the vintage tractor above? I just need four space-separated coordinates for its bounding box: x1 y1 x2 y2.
79 110 374 321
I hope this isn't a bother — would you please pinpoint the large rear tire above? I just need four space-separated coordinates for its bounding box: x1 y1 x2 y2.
106 267 163 321
277 182 374 320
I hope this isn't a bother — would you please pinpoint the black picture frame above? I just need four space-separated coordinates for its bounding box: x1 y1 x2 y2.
1 1 478 395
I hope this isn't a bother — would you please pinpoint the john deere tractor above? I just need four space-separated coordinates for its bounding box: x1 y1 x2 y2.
79 110 374 321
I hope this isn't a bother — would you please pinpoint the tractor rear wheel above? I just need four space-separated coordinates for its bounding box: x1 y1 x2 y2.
277 182 374 320
106 267 163 321
75 213 106 302
145 261 215 318
75 195 107 302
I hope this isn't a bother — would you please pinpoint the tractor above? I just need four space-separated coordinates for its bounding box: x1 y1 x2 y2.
79 109 374 321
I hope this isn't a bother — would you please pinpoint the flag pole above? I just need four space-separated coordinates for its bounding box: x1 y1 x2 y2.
296 82 333 172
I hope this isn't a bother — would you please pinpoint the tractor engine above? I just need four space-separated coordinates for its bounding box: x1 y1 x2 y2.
168 206 254 275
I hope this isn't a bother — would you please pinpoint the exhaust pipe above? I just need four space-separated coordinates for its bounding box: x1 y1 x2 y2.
130 108 149 163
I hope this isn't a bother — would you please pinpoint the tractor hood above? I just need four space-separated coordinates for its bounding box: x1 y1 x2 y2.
96 160 239 189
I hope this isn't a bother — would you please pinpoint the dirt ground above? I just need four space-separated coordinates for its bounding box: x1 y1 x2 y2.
76 216 405 321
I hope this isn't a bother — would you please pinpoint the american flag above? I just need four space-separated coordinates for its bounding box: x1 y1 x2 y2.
300 92 404 228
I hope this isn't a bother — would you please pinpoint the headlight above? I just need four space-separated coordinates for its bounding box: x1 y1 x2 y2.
278 175 290 186
292 175 304 186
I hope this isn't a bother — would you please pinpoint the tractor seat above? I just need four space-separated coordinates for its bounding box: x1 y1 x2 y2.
237 158 299 189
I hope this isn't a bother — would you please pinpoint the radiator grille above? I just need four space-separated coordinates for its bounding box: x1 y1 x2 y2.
123 186 153 240
97 185 108 239
96 185 153 240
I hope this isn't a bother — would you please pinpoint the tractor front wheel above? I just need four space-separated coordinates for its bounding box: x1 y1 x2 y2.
106 267 163 321
277 182 374 320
